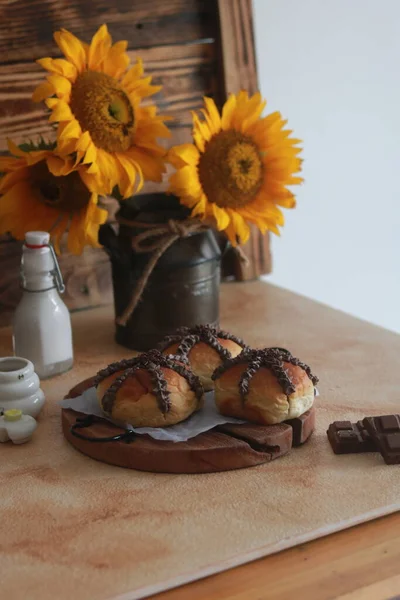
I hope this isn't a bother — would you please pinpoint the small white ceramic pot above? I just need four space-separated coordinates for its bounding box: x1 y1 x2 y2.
0 409 37 444
0 357 45 418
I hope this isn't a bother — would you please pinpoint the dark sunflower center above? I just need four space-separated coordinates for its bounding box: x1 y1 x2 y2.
70 71 135 153
198 130 264 209
30 162 91 211
238 158 252 174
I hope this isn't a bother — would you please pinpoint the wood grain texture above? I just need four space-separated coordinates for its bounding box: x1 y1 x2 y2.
217 0 272 280
62 408 280 474
156 512 400 600
0 0 217 62
0 282 400 600
218 0 258 97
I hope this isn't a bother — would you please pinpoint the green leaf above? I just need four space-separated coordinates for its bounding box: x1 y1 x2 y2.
18 138 57 152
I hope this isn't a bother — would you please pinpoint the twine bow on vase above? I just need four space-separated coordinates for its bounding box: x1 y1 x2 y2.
115 217 206 326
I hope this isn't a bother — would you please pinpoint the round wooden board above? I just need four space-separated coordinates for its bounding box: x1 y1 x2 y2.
62 378 315 474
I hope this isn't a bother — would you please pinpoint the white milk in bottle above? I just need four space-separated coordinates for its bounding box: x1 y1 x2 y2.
13 231 73 378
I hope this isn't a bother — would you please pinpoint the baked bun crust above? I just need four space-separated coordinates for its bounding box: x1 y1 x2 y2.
213 348 318 425
159 325 245 391
95 351 203 428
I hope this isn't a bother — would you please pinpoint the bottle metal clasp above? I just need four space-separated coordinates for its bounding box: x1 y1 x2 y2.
48 243 66 294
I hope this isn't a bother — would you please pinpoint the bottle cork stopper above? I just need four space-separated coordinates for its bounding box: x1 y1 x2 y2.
25 231 50 247
4 409 23 422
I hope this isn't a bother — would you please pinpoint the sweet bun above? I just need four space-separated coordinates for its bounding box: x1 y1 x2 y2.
212 348 318 425
158 325 246 391
94 350 204 427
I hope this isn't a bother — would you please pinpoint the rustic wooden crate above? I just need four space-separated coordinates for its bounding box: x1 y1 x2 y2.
0 0 271 326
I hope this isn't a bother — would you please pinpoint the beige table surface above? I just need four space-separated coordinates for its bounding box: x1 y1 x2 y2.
0 281 399 600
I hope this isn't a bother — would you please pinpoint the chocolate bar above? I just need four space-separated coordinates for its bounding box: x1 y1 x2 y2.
363 415 400 465
327 420 376 454
285 407 316 446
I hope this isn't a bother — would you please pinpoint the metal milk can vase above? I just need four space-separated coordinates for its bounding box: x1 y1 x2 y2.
100 194 221 351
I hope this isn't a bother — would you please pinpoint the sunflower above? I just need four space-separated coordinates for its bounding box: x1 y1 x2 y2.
0 140 107 255
32 24 171 198
168 92 302 246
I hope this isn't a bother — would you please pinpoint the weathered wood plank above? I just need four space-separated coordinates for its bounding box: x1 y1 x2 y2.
217 0 258 96
218 0 272 280
0 235 23 328
0 0 217 63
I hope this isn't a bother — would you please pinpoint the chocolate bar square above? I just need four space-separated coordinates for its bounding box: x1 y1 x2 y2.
363 415 400 465
327 420 376 454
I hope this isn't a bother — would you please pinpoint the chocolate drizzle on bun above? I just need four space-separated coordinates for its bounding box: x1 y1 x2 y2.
158 325 246 391
158 324 246 362
213 347 318 402
95 349 203 417
212 347 319 425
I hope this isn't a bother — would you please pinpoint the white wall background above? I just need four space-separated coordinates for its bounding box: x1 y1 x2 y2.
254 0 400 333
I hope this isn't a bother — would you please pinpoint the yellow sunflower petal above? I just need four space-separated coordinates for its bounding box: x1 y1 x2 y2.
115 154 143 198
241 98 266 132
211 203 230 230
126 77 161 101
221 94 237 130
37 57 77 81
82 141 98 166
94 149 119 191
46 74 72 99
0 167 30 193
47 98 74 122
32 80 54 103
275 194 296 209
58 119 82 142
78 164 106 195
126 147 166 183
190 195 208 217
231 91 264 131
192 112 212 152
66 209 86 255
167 144 200 168
121 59 144 89
202 97 222 135
102 40 130 78
0 180 57 239
54 29 87 73
241 202 284 227
265 220 281 236
169 165 201 197
24 150 51 166
287 175 303 185
74 130 94 165
225 210 250 247
88 24 112 71
84 194 108 245
66 193 107 254
134 115 172 148
46 154 74 176
7 139 26 157
0 154 25 172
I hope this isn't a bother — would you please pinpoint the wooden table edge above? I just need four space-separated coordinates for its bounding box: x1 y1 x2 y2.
151 511 400 600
